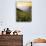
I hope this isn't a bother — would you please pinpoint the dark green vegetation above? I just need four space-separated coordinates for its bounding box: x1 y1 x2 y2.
16 8 32 22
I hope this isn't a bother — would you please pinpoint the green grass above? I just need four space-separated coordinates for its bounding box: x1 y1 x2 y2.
16 8 32 22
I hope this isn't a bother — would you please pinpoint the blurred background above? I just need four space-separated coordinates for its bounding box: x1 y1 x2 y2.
0 0 46 46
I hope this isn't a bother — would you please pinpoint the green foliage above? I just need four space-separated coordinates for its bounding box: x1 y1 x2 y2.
16 8 32 22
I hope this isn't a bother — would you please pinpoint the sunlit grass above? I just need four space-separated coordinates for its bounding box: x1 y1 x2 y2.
16 8 32 22
16 1 32 22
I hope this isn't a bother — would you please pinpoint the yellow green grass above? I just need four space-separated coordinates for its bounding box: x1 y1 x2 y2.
16 2 32 22
16 8 32 22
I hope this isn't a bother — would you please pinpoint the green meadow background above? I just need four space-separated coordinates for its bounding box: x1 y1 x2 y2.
16 2 32 22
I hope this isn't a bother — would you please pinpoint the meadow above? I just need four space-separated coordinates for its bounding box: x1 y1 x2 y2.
16 2 32 22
